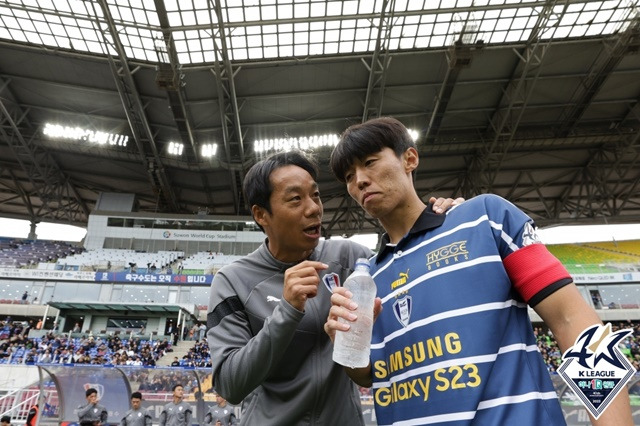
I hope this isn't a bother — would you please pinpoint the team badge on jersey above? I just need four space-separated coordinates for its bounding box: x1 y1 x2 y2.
558 323 634 419
322 272 340 292
393 295 413 327
521 222 541 246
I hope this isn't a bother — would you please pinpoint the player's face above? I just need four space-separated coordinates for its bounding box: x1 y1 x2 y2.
344 147 417 220
173 386 184 399
131 397 141 409
87 393 98 404
254 165 323 263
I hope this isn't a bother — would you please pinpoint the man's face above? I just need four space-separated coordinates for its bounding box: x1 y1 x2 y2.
131 397 141 410
254 165 323 263
216 394 225 405
86 392 98 404
173 386 184 399
344 147 416 219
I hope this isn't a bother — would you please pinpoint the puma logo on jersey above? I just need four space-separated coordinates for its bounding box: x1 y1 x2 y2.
267 296 280 302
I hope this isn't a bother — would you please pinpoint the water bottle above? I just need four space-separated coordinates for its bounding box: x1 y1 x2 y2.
332 258 377 368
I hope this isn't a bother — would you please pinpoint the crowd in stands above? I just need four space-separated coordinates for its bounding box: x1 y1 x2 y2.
5 318 640 377
0 238 247 275
126 369 206 394
0 238 83 268
170 339 212 368
0 318 172 366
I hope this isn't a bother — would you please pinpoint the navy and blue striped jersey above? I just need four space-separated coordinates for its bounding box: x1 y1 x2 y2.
369 194 567 426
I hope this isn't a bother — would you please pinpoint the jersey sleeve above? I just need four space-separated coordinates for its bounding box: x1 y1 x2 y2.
503 243 572 306
483 194 573 306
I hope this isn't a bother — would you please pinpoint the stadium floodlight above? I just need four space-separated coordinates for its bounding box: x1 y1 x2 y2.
43 123 129 147
408 129 419 142
254 134 340 154
168 141 184 156
201 143 218 158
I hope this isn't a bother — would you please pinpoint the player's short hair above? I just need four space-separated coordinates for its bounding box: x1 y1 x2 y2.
131 391 142 399
172 384 183 391
331 117 416 183
85 388 97 397
1 415 11 424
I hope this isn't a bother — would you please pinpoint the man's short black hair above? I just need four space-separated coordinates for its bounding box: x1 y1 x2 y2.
243 151 319 232
85 388 97 397
172 384 183 391
330 117 416 183
1 415 11 424
131 391 142 399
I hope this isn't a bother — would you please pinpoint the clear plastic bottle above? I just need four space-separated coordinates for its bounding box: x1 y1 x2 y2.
332 258 377 368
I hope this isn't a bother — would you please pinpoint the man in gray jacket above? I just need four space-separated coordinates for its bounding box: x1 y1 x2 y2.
207 151 459 425
159 385 192 426
204 394 237 425
77 388 108 426
120 392 152 426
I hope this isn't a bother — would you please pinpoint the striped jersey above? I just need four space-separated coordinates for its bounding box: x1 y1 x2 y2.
369 194 567 426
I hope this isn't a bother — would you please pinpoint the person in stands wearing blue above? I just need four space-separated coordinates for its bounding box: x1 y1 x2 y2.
324 117 633 426
206 151 462 426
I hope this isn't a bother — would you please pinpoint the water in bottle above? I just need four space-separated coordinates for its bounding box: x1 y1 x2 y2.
332 258 377 368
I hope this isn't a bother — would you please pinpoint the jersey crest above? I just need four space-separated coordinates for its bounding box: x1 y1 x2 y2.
393 295 412 327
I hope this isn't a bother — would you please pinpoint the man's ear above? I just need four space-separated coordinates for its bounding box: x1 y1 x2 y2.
403 147 419 173
252 205 269 229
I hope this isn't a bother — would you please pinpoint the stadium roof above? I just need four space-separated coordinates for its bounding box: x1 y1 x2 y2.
48 300 190 314
0 0 639 237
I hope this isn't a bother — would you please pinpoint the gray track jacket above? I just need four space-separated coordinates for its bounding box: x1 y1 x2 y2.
77 402 108 425
120 408 152 426
207 239 371 425
159 401 192 426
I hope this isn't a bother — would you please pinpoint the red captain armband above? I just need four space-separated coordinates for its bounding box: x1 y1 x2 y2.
503 243 572 305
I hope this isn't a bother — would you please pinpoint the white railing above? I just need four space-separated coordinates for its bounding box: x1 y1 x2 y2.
0 388 39 422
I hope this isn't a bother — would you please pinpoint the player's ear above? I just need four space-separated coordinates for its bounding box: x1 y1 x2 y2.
252 205 269 228
403 147 419 173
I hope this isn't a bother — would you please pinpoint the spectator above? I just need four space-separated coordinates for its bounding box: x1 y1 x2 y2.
21 291 28 304
1 415 10 426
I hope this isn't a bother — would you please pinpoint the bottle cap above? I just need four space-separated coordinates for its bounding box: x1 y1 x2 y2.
355 258 370 269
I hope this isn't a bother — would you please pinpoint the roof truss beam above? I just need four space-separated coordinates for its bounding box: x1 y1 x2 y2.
209 0 247 215
557 14 640 138
475 0 561 190
94 0 180 213
0 79 89 225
